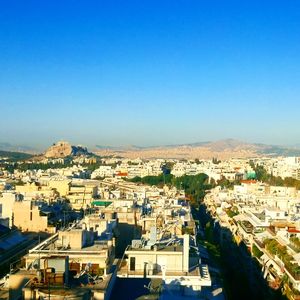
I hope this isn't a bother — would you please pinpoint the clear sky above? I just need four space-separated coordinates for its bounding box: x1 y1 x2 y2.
0 1 300 149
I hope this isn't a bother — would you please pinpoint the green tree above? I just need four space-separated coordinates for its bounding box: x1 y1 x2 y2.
252 244 263 259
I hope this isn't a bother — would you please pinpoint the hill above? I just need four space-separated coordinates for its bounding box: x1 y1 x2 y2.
45 141 92 158
0 142 36 153
0 150 33 161
94 139 300 159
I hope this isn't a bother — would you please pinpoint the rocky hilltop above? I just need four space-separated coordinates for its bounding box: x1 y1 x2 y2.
45 141 90 158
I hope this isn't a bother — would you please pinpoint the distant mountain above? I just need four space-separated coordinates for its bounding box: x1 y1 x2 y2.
95 139 250 152
0 142 37 153
0 150 33 161
94 139 300 159
203 139 253 152
94 142 211 151
2 139 300 161
254 144 300 156
95 144 148 150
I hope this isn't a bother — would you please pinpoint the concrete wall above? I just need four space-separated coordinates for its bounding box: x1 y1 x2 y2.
13 200 54 232
59 229 94 249
127 250 183 273
0 192 17 226
48 180 71 197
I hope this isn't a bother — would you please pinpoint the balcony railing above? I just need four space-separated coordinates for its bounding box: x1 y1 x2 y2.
118 261 207 279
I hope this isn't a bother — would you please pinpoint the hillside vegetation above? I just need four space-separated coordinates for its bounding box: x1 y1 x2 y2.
0 150 33 161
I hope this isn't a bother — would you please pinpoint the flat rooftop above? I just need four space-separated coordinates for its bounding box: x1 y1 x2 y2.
126 244 183 252
29 233 110 255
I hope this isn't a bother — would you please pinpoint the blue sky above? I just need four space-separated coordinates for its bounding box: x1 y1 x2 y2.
0 1 300 149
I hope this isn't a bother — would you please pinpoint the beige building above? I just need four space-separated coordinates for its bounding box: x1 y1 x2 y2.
0 192 23 227
0 214 117 300
48 179 71 197
22 254 116 300
13 199 56 233
26 216 115 276
47 179 98 210
67 184 98 210
15 182 40 193
15 182 57 201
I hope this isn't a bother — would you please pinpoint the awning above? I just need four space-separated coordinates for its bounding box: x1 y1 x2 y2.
92 200 112 207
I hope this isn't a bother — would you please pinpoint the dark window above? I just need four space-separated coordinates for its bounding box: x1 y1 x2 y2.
130 257 136 271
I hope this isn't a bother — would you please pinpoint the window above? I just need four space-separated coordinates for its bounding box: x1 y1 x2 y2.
130 257 136 271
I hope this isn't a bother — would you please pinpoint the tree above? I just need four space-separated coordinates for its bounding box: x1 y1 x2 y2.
252 244 263 259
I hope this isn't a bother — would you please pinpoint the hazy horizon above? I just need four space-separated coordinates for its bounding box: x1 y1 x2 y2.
1 137 300 153
1 1 300 147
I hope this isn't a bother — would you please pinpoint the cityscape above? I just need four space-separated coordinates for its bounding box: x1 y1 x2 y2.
1 1 300 300
1 141 300 299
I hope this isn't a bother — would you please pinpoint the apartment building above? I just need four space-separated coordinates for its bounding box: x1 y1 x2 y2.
204 182 300 297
